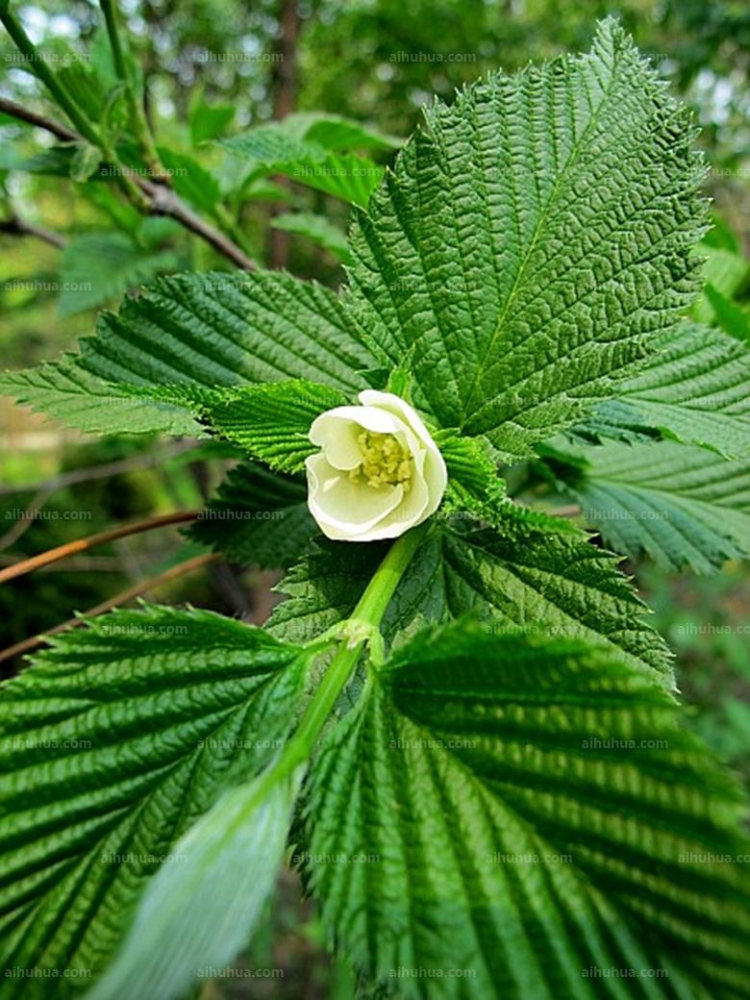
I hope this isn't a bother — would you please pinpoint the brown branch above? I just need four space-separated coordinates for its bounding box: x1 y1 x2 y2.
0 98 257 270
0 216 67 248
0 510 199 584
0 551 220 666
0 97 78 142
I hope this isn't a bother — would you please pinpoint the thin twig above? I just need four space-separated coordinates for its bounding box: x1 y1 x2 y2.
0 98 257 270
550 504 582 518
0 510 199 584
0 217 67 248
0 552 220 665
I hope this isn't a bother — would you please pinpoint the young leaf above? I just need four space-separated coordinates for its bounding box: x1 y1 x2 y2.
346 20 706 457
305 621 750 999
0 272 375 435
88 765 303 1000
554 440 750 572
188 461 315 568
0 606 307 997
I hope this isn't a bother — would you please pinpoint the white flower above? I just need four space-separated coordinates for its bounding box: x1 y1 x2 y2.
305 390 448 542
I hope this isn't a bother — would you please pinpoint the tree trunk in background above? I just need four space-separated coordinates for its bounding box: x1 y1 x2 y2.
269 0 300 269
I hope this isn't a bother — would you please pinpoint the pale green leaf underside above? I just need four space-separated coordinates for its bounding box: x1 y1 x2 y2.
268 508 672 685
89 767 301 1000
306 622 750 1000
563 440 750 572
0 606 306 999
347 20 705 457
0 271 374 435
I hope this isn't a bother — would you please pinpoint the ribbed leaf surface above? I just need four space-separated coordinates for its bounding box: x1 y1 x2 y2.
305 622 750 1000
0 272 374 435
346 20 705 456
268 511 672 685
0 606 306 998
564 441 750 572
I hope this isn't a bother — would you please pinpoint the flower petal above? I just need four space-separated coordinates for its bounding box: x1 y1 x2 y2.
305 453 404 540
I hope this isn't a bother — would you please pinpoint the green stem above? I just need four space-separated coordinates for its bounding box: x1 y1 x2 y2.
0 7 101 146
280 522 429 773
99 0 166 179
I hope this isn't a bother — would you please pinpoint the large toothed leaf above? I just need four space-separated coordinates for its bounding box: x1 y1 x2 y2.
574 323 750 456
0 606 307 999
0 272 374 435
269 508 672 686
553 440 750 572
188 461 315 568
346 20 706 458
305 621 750 1000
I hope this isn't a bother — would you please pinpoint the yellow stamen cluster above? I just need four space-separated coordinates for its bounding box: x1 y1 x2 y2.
349 431 413 490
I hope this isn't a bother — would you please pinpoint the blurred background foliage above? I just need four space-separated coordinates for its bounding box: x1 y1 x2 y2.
1 1 749 996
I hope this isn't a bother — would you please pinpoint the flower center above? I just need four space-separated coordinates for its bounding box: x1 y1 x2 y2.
349 431 413 490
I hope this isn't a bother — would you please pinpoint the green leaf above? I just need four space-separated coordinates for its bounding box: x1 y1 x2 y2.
156 147 223 218
222 126 384 207
346 20 706 458
150 379 346 473
704 284 750 344
0 605 307 998
287 112 401 151
0 271 375 435
188 89 235 146
691 244 749 325
269 509 672 685
188 461 315 568
557 440 750 572
272 211 352 263
305 621 750 999
89 765 302 1000
0 357 202 436
577 323 750 457
59 233 179 317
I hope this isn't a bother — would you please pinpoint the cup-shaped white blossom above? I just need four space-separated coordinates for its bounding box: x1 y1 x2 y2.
305 390 448 542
